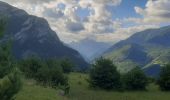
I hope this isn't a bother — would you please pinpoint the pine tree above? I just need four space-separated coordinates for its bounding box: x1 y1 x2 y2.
158 64 170 91
89 57 121 90
122 67 148 90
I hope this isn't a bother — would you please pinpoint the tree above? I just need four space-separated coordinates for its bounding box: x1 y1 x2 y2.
35 64 50 85
19 58 69 89
0 69 22 100
49 66 68 88
0 43 13 78
0 18 22 100
36 59 68 88
0 68 22 100
0 18 13 78
61 58 74 73
89 57 121 90
19 56 44 78
158 64 170 91
122 67 148 91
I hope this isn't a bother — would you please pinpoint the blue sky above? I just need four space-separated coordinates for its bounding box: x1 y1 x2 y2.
1 0 170 43
76 0 147 25
77 0 152 29
113 0 146 19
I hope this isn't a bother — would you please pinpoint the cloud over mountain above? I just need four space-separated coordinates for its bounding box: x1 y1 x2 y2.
1 0 169 43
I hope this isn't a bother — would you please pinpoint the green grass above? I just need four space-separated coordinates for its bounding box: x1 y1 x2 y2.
16 73 170 100
15 79 68 100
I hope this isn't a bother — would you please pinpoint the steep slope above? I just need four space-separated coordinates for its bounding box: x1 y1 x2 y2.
0 1 88 70
69 38 112 62
103 26 170 76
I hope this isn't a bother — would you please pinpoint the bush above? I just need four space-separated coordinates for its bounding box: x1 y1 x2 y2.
157 64 170 91
0 18 13 78
122 67 148 91
0 68 22 100
0 18 22 100
89 57 121 90
0 43 13 78
61 58 74 73
36 59 68 87
19 58 69 88
19 57 45 78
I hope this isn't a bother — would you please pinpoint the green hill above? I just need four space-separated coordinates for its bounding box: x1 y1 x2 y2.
103 26 170 76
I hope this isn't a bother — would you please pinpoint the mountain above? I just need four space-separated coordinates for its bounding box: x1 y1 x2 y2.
69 38 112 62
103 26 170 76
0 1 88 70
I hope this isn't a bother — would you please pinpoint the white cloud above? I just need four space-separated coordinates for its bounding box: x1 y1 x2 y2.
43 8 64 19
95 24 159 43
0 0 167 43
1 0 123 42
135 0 170 23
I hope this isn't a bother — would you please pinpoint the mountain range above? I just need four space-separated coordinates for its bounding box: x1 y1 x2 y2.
0 1 88 71
1 1 170 76
103 26 170 76
69 38 112 62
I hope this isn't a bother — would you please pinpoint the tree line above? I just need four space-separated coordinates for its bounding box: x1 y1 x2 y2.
88 57 170 91
19 57 73 89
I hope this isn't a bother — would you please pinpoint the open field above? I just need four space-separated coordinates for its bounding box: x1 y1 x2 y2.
16 73 170 100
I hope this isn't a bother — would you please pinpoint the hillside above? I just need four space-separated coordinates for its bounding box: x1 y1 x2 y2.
103 26 170 76
0 1 88 70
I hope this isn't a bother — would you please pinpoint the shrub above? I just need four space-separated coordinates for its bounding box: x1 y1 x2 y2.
36 59 68 87
19 58 69 88
19 57 44 78
0 43 13 78
122 67 148 91
157 64 170 91
0 18 22 100
89 57 121 90
0 68 22 100
61 58 74 73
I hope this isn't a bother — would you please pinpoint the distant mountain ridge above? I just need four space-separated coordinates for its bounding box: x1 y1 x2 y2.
0 1 88 70
69 38 112 62
103 26 170 76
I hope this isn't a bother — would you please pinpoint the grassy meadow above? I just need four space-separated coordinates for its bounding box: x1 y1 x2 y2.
15 73 170 100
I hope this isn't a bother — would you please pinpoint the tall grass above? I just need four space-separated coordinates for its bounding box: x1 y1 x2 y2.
16 73 170 100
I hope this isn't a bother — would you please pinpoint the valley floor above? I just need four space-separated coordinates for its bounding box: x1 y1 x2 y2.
16 73 170 100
